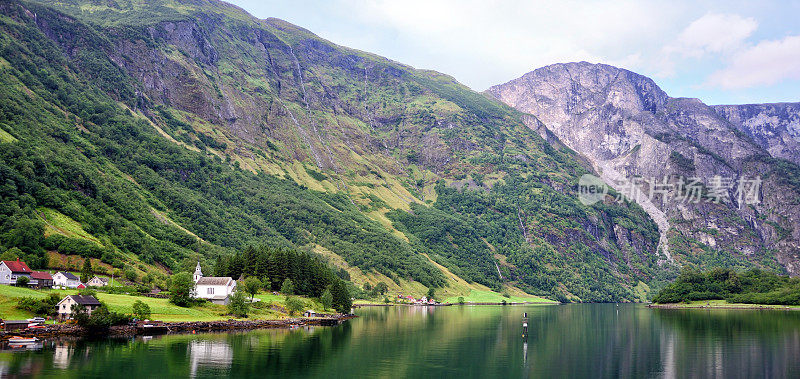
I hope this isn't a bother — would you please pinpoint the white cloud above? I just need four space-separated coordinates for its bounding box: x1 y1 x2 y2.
655 13 758 78
707 35 800 89
343 0 680 89
232 0 799 103
668 13 757 57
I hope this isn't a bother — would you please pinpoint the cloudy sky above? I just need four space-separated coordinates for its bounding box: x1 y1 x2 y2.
228 0 800 105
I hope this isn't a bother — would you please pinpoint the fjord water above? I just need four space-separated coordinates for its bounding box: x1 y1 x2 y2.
3 304 800 378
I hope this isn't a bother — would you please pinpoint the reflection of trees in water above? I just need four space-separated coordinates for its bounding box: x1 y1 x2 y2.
225 321 354 377
653 309 800 377
520 304 664 378
653 308 800 339
5 306 800 377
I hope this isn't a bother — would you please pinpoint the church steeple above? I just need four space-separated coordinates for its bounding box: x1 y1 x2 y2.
193 261 203 283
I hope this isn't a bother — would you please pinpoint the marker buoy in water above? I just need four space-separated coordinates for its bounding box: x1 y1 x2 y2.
522 312 529 338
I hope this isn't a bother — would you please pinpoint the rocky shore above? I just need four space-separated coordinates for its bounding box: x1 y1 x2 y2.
0 315 355 341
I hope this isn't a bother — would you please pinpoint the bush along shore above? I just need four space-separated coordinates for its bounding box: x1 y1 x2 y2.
0 315 356 341
651 268 800 307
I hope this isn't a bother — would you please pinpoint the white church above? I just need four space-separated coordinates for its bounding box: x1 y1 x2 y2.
193 262 237 305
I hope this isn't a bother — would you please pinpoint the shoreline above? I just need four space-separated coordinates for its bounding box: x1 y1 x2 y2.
647 303 799 311
352 301 558 308
0 315 356 341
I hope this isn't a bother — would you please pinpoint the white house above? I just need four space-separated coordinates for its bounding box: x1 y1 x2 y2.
56 295 101 320
193 262 236 305
87 276 109 287
53 271 81 288
0 259 32 285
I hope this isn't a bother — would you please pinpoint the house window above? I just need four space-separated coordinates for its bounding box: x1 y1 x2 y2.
207 287 214 295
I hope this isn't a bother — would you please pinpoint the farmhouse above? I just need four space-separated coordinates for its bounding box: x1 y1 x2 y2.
56 295 102 320
30 271 54 288
87 276 109 287
193 262 236 305
53 271 81 288
0 259 32 285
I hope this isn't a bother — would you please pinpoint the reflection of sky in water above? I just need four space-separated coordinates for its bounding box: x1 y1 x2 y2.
189 340 233 378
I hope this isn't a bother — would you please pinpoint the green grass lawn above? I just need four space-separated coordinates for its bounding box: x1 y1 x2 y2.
0 285 319 322
443 290 556 304
0 285 53 319
254 292 329 314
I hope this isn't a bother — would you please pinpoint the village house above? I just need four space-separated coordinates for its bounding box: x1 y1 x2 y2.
30 271 54 289
0 259 32 285
193 262 236 305
56 295 102 320
53 271 81 288
303 310 317 317
87 276 109 287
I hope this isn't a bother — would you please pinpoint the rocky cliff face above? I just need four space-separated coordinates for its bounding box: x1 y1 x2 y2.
713 103 800 165
488 62 800 274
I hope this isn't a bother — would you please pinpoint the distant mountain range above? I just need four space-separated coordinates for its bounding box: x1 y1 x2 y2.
0 0 797 302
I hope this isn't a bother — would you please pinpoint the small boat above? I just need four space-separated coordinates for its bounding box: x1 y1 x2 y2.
8 336 38 344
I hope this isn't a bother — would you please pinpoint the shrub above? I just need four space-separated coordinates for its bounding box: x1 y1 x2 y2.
16 294 61 316
320 288 333 310
78 288 98 297
169 272 194 307
80 258 93 283
131 300 151 320
73 304 131 335
15 276 29 286
330 279 352 314
284 295 303 316
280 278 294 295
124 268 138 283
227 290 249 318
241 277 262 301
374 282 388 296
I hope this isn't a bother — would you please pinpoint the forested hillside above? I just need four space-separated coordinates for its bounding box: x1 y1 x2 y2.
0 0 665 301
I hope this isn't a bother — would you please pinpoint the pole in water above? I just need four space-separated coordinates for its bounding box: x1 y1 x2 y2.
522 312 529 338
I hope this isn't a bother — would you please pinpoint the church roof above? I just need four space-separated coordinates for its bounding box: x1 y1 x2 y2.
196 276 233 286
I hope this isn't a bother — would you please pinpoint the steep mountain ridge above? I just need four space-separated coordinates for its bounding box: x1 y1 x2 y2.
489 62 800 275
0 1 663 301
713 103 800 166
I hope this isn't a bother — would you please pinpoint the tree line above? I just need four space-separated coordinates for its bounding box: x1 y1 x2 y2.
653 268 800 305
214 246 351 313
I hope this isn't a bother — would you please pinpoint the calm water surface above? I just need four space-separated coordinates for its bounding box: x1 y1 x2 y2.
2 304 800 378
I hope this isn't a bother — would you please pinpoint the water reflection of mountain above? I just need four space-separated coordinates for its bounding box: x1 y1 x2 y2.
2 305 800 377
653 309 800 377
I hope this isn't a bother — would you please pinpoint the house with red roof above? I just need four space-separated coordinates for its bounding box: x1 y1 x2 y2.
30 271 54 288
0 259 32 285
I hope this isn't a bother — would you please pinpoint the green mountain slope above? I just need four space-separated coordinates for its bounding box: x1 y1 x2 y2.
0 0 664 301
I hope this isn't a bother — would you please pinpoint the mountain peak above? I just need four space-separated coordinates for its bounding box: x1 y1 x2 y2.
489 63 800 276
488 62 668 127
